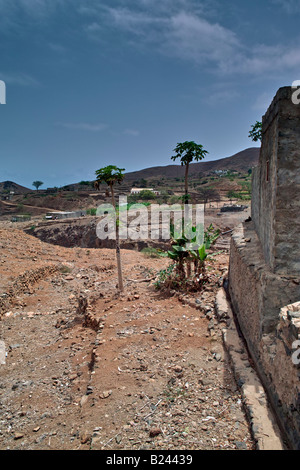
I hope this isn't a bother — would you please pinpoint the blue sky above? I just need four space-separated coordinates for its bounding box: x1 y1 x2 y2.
0 0 300 189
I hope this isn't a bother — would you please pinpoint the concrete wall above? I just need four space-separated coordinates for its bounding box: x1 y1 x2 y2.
251 87 300 276
229 222 300 340
229 86 300 448
259 302 300 449
229 222 300 449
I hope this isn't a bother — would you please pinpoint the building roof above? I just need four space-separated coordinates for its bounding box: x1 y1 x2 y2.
131 188 154 191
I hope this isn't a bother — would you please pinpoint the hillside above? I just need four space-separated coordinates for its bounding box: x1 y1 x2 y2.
124 147 260 182
0 148 260 194
0 180 31 194
0 224 256 450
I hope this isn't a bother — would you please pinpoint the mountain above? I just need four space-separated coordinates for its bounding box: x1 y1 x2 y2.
0 148 260 193
124 147 260 181
0 181 31 194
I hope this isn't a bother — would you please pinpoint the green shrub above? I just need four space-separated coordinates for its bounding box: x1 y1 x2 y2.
141 247 165 258
86 208 97 216
155 223 220 292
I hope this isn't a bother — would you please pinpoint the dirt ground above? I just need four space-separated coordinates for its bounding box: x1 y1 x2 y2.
0 222 255 451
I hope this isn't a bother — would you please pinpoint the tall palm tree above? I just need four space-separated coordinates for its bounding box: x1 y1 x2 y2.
95 165 125 292
171 141 209 205
171 141 208 277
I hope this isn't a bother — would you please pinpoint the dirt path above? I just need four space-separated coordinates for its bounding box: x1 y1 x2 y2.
1 199 59 212
0 228 255 450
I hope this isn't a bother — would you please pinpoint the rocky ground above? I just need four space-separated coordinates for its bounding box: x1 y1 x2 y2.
0 224 256 451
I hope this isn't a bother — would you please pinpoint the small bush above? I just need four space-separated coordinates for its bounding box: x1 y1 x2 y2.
141 247 165 258
86 208 97 216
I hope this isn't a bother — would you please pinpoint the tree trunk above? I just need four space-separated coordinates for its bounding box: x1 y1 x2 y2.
184 163 191 278
186 260 191 278
184 163 189 205
111 184 124 292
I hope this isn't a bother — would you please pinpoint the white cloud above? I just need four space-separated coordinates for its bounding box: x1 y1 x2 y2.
85 22 102 33
161 12 241 67
228 43 300 76
0 0 68 19
204 88 240 106
89 4 300 77
0 72 40 86
1 0 300 78
106 7 158 34
55 121 108 132
123 128 140 136
271 0 300 13
56 122 140 137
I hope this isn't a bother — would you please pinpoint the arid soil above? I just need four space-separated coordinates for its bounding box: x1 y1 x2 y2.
0 224 255 450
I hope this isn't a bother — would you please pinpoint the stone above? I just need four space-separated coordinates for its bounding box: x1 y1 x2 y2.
99 390 112 399
80 431 91 444
149 427 162 438
235 441 248 450
214 353 222 362
80 395 89 407
69 373 78 381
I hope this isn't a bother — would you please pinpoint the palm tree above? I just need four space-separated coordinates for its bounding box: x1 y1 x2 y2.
171 141 208 205
171 141 208 277
95 165 125 292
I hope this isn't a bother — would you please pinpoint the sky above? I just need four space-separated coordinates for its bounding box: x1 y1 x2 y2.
0 0 300 189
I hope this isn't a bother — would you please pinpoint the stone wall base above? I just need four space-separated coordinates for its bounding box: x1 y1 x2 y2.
228 222 300 449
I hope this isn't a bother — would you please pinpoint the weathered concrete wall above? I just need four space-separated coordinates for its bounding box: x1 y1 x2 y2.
251 87 300 276
259 303 300 449
229 222 300 341
229 222 300 448
229 87 300 448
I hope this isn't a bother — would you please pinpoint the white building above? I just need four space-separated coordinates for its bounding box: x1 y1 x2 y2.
130 188 160 196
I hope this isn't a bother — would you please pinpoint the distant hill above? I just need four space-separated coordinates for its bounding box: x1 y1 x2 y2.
0 181 31 194
0 148 260 195
124 147 260 181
